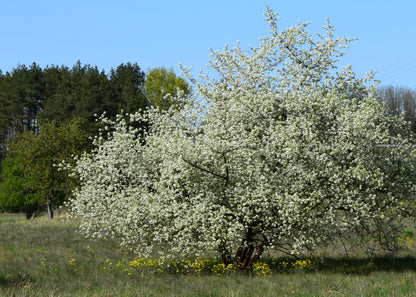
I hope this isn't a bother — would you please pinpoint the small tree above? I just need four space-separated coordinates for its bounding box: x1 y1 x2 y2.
0 119 90 218
68 8 416 269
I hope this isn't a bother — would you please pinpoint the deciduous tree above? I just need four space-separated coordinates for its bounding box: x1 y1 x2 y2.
145 67 191 111
0 119 90 218
67 8 416 269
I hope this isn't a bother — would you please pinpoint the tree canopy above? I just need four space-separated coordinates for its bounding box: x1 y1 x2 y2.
67 8 416 269
0 119 90 218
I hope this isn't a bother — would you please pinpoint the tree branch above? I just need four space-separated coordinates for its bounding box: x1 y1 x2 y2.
181 156 227 180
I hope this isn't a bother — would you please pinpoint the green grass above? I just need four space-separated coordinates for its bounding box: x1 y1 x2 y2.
1 213 416 296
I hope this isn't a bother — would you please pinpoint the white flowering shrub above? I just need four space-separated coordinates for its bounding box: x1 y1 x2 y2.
68 8 416 269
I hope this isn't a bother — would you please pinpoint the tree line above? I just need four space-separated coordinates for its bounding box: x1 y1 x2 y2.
0 61 190 218
0 62 190 156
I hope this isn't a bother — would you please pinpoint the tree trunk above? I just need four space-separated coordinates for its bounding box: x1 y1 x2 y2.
248 242 265 267
47 174 54 219
219 242 231 265
240 245 254 270
235 235 268 271
47 197 54 219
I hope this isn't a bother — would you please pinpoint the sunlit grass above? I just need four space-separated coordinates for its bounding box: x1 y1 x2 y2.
1 212 416 296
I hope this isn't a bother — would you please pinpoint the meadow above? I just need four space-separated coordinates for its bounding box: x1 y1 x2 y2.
1 213 416 296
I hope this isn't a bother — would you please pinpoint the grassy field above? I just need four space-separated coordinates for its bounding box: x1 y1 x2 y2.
1 213 416 296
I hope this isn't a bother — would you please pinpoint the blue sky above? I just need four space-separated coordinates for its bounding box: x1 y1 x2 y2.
1 0 415 88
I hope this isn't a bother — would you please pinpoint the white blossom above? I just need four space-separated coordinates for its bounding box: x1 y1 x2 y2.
67 8 416 266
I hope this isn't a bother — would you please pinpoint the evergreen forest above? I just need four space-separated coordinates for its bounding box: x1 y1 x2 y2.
0 61 190 217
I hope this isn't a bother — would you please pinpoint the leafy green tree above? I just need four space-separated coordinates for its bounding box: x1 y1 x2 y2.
0 119 90 218
145 67 191 111
67 8 416 270
0 148 28 213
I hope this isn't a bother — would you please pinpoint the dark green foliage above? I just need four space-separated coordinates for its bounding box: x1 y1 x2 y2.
109 62 147 114
41 63 110 124
0 119 90 218
3 63 44 134
41 62 119 134
0 64 44 159
0 61 151 156
0 151 28 213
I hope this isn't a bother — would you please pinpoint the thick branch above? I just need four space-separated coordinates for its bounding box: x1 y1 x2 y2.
181 157 227 180
240 245 255 270
223 152 229 183
248 243 265 267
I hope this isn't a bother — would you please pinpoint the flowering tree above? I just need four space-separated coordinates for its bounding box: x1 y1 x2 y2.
67 8 416 269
